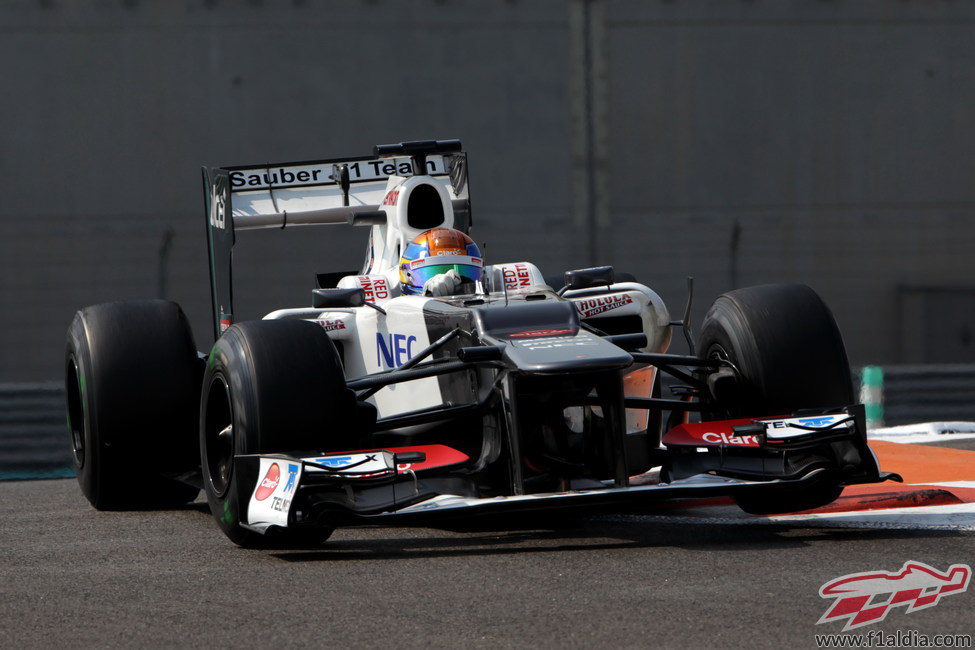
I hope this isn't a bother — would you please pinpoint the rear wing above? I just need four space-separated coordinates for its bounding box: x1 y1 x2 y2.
202 140 469 340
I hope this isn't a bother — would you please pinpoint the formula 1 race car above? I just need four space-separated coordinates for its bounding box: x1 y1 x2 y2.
65 139 899 546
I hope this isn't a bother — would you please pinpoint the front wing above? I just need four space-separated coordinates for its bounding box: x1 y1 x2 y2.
236 406 899 534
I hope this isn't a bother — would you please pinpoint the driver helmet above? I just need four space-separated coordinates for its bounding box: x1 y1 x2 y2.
399 228 483 295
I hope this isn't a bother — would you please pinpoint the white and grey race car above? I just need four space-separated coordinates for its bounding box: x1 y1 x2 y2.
65 139 899 546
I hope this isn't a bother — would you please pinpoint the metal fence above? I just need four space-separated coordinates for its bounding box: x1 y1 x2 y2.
0 382 73 478
3 365 973 476
868 365 975 428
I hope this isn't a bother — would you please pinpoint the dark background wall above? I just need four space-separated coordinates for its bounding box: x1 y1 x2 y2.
1 0 973 382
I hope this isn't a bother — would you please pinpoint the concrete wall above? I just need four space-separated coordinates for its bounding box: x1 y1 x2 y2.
603 1 975 364
1 1 973 381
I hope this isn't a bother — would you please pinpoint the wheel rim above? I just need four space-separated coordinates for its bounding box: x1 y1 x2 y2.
204 374 234 497
703 342 745 419
65 357 85 468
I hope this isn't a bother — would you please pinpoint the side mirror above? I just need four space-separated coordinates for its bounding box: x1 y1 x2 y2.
563 266 615 291
312 288 366 309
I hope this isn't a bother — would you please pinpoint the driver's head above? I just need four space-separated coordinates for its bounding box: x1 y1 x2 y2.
399 228 483 296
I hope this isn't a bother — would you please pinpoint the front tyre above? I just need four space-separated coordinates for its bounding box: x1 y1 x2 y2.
698 283 853 416
697 283 852 514
200 320 357 547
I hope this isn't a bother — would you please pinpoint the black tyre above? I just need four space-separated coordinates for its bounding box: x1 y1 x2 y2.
65 300 202 509
732 475 843 516
697 283 851 514
200 319 358 547
698 283 853 417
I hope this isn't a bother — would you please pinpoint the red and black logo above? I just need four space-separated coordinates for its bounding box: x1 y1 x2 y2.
255 463 280 501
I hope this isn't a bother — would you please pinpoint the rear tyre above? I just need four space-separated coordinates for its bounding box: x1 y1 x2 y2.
65 300 202 509
697 283 852 514
200 319 358 547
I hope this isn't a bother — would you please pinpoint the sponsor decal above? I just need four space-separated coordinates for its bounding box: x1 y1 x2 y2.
662 419 765 447
364 158 439 178
282 463 299 494
818 561 971 631
312 456 356 468
507 328 575 338
304 452 393 478
760 414 851 440
381 188 400 206
763 415 846 430
359 276 390 302
255 462 280 501
270 496 290 512
247 458 302 530
796 416 840 427
316 319 346 332
574 294 634 318
502 263 533 289
701 432 759 446
376 333 417 368
228 157 447 192
231 167 326 189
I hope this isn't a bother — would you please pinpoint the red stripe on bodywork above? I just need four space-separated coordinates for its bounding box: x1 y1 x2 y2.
663 418 773 448
341 444 470 472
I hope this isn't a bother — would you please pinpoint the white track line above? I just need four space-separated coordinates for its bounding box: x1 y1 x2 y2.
869 421 975 445
610 502 975 531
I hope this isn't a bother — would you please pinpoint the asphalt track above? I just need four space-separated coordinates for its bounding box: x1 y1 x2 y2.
4 460 974 648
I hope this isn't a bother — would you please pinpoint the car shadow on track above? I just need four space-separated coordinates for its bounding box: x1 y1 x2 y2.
268 511 967 562
100 500 212 513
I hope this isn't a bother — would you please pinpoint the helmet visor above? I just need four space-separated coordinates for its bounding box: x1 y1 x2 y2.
406 263 483 288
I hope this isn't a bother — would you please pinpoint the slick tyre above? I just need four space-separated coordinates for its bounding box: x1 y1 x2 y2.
697 283 852 514
65 300 202 509
200 319 357 547
733 477 843 516
698 283 853 417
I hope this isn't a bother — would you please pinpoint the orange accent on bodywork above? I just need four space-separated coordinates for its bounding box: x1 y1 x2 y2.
623 366 656 432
